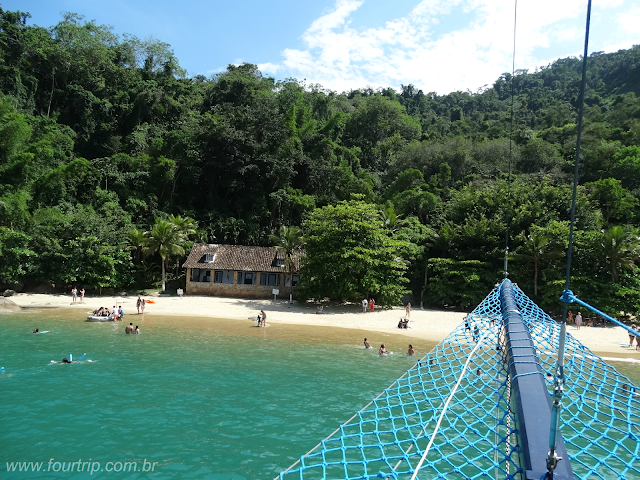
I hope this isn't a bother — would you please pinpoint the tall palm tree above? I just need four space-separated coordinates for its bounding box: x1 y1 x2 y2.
126 228 148 265
599 225 640 282
223 217 246 244
144 218 185 292
269 226 304 293
511 230 563 296
168 215 197 237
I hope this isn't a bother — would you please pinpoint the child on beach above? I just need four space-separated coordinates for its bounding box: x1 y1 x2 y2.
576 312 583 330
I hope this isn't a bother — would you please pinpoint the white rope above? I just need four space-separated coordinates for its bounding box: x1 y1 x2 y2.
410 327 494 480
274 355 431 480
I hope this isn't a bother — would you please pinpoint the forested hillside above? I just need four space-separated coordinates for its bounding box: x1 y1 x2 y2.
1 9 639 315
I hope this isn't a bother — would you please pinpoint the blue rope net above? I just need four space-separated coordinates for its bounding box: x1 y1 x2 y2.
512 284 640 480
277 281 639 480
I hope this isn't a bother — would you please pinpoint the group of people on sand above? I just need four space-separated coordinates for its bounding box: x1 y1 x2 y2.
397 318 410 329
363 338 414 355
71 287 85 303
136 296 146 314
125 323 140 335
93 306 124 319
361 298 376 312
568 310 600 329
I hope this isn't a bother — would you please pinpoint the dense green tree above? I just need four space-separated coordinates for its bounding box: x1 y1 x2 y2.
0 227 35 287
585 178 637 224
299 200 409 305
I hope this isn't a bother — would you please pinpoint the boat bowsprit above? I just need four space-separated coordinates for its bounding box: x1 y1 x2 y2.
86 314 115 322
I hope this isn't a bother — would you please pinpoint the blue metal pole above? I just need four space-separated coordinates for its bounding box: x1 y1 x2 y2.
548 1 592 477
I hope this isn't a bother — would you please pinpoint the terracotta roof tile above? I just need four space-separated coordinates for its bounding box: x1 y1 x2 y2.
182 244 303 272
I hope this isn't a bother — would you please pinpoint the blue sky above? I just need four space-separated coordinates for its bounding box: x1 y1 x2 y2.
5 0 639 94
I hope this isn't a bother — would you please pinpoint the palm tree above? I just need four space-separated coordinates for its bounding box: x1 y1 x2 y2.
144 218 185 292
269 226 304 293
381 202 401 232
599 225 640 282
126 228 148 265
168 214 197 237
223 217 246 244
511 230 563 296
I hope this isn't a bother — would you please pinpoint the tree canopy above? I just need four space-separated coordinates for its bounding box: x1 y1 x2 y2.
299 200 408 305
1 8 640 315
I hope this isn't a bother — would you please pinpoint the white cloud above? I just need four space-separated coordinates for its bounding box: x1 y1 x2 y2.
257 62 282 74
617 6 640 33
263 0 636 94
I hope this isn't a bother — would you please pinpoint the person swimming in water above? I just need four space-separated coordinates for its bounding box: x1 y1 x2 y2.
364 338 371 349
33 328 39 334
379 344 387 355
408 344 415 355
61 358 76 364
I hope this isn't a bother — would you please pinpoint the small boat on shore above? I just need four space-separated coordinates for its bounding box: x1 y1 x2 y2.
86 315 115 322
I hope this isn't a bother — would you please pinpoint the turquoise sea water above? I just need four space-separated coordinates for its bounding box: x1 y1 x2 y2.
0 311 432 479
1 311 638 479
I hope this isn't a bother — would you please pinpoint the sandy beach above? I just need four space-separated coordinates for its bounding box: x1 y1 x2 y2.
7 292 640 357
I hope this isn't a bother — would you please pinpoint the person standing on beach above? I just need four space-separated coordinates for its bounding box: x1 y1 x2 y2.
71 287 77 304
576 312 583 330
141 299 146 314
260 310 266 326
369 298 375 312
405 303 411 318
137 296 142 314
568 310 574 324
362 298 368 313
80 288 85 303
